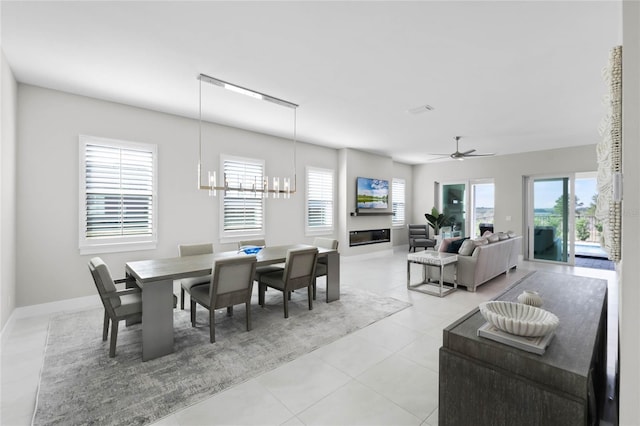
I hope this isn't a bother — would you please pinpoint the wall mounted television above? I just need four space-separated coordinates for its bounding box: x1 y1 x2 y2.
356 177 389 209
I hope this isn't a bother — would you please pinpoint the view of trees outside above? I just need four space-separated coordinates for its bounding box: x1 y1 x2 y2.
534 178 603 244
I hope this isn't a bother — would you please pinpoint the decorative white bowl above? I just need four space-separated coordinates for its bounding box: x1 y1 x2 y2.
479 301 559 337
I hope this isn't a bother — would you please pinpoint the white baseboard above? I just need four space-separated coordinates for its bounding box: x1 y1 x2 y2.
1 295 101 340
342 248 395 262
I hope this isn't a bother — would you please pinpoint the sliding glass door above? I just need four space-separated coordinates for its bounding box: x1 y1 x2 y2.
526 176 574 264
441 183 466 238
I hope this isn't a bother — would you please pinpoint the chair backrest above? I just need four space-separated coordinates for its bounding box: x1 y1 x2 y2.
283 247 318 291
88 257 121 316
179 243 214 257
210 255 257 308
238 239 266 250
408 224 429 239
313 237 339 250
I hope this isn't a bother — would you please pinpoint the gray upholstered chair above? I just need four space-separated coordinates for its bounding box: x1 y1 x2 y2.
238 239 284 281
258 247 318 318
189 255 257 343
408 224 436 252
178 243 213 310
88 257 142 358
312 237 339 300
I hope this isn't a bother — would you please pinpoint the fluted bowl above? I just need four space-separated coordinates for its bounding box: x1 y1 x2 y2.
479 301 559 337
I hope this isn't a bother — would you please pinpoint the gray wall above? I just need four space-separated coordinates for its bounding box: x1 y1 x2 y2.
412 145 598 240
15 85 341 306
1 49 17 330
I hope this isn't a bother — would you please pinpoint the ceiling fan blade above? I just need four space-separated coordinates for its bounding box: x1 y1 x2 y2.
463 153 495 157
427 155 452 161
461 149 476 155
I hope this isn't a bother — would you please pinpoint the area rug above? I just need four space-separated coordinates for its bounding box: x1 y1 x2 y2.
32 286 410 426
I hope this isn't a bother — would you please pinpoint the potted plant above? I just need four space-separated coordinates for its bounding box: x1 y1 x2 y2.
425 207 451 236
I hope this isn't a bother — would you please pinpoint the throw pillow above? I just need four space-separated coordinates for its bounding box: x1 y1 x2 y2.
439 237 461 252
473 237 489 246
497 232 509 240
458 239 476 256
507 230 516 238
447 237 469 253
482 230 493 237
487 234 500 243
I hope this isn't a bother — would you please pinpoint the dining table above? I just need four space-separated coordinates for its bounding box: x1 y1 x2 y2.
125 244 340 361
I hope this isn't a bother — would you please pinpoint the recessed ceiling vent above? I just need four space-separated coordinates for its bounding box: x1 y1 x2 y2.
408 104 435 114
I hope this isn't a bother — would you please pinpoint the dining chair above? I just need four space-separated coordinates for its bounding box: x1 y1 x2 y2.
189 255 257 343
312 237 339 300
178 243 214 310
88 257 142 358
258 247 318 318
238 239 284 281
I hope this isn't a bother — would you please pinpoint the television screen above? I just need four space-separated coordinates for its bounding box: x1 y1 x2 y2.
356 177 389 209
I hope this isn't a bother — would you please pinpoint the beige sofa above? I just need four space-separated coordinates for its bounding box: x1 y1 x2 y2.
425 235 522 292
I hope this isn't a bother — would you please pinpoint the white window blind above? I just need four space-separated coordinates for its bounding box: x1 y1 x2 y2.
79 135 157 254
222 156 264 235
392 178 406 226
306 167 334 232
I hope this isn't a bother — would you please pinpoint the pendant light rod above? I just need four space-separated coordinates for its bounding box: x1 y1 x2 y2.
197 73 298 197
198 73 298 109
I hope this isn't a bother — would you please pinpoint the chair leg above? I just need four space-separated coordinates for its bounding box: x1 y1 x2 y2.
313 280 317 300
308 285 313 311
103 310 109 341
227 306 233 316
209 309 216 343
109 319 118 358
288 291 292 301
259 283 266 307
246 302 252 331
180 288 185 310
283 292 289 318
191 300 197 327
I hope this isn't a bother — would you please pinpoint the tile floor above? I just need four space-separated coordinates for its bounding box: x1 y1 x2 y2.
0 247 617 426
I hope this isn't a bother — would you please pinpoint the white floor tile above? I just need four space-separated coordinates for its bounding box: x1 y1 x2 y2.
312 332 394 377
297 380 422 425
397 333 442 373
174 379 294 426
351 317 424 352
356 354 439 420
256 352 351 414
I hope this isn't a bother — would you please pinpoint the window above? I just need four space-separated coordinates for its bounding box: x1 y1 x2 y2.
220 155 265 239
306 167 334 233
392 178 406 226
79 135 157 254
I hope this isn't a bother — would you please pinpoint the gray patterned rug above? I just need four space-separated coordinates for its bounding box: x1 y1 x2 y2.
33 286 410 425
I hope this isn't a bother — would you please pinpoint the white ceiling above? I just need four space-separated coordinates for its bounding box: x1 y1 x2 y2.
1 1 622 164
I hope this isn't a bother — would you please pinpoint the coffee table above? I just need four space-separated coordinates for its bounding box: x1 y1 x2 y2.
407 251 458 297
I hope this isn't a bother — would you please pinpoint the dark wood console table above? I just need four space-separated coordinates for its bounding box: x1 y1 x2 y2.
439 271 607 426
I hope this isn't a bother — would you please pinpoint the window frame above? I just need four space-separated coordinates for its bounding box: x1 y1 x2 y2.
392 178 406 227
305 166 335 235
78 135 158 255
219 154 266 243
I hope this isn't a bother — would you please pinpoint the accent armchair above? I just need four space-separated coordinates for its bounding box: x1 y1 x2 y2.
408 224 436 252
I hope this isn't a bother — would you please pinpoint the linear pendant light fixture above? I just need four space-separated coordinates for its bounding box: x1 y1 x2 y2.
197 73 299 198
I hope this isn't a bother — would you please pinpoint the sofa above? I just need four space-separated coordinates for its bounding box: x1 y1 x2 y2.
424 233 522 292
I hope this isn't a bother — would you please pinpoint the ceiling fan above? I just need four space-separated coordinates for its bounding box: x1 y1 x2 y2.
429 136 495 161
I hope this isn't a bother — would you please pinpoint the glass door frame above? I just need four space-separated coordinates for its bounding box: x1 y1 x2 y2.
437 179 495 239
524 173 576 265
